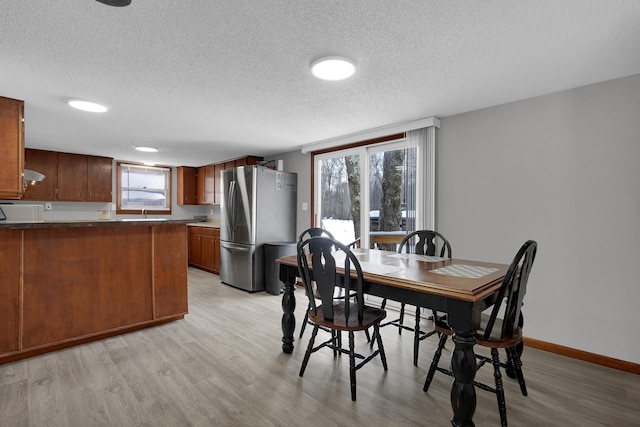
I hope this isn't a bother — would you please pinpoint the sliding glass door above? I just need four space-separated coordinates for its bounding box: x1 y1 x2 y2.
315 136 426 250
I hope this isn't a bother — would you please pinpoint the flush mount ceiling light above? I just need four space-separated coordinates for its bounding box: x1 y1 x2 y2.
311 56 356 81
135 146 159 153
68 99 108 113
96 0 132 6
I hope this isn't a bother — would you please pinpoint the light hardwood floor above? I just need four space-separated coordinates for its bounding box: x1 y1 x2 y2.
1 267 638 426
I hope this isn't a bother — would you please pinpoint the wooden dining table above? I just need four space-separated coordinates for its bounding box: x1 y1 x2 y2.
277 248 510 427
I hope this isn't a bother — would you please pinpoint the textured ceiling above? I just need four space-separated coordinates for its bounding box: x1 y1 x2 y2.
1 1 639 166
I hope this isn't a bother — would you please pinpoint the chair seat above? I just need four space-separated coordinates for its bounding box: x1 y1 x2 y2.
433 314 523 349
309 302 386 332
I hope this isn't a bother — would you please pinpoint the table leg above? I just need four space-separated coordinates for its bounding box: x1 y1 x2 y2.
281 274 296 353
450 332 477 427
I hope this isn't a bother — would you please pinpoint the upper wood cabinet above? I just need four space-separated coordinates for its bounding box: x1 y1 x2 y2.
188 155 263 206
0 96 24 200
23 149 58 200
57 152 88 201
22 148 112 202
86 155 113 202
177 166 197 205
196 165 214 205
213 163 225 204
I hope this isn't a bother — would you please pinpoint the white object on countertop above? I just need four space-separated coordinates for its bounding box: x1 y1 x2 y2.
98 209 111 220
1 204 44 220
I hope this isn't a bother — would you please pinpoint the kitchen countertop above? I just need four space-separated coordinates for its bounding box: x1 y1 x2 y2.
187 220 220 228
0 218 192 230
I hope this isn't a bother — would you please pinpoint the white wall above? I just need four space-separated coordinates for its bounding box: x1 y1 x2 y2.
265 152 313 238
437 74 640 364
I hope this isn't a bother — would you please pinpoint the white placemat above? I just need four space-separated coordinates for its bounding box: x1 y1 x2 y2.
387 253 446 262
358 261 406 275
430 264 498 279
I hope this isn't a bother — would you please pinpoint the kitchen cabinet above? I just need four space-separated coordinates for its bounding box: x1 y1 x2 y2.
188 225 220 274
23 149 58 200
192 156 263 205
189 226 202 265
177 166 197 205
22 149 112 202
0 221 188 364
57 152 87 200
213 163 224 204
0 96 24 200
196 165 215 205
86 155 113 201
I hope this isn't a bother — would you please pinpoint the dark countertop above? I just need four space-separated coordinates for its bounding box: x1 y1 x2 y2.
0 218 192 230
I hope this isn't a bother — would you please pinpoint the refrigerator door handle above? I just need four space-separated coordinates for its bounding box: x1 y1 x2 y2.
228 180 237 231
221 242 250 252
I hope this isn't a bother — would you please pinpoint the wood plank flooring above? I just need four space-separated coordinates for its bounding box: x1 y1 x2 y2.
1 267 638 426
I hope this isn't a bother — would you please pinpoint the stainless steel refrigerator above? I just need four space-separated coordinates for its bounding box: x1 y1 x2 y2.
220 166 297 292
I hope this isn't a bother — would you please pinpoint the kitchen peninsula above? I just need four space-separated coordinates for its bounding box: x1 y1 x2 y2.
0 219 189 364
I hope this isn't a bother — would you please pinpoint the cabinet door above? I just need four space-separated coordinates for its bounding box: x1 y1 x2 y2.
213 163 224 204
201 234 216 270
0 96 24 200
177 166 197 205
203 164 215 204
57 153 88 201
87 155 112 202
196 166 206 205
189 227 202 266
23 149 58 200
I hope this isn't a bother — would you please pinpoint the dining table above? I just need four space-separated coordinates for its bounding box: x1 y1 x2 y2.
277 248 510 427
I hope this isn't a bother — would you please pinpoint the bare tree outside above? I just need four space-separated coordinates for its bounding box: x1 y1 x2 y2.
344 155 360 240
378 150 404 250
319 145 416 248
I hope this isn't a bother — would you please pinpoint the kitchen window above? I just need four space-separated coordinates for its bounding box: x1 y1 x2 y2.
116 162 172 214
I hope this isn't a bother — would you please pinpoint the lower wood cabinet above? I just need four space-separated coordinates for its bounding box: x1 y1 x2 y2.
0 222 188 364
188 226 220 274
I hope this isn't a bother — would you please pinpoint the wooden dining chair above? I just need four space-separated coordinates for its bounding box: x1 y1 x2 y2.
297 227 336 339
297 236 388 401
423 240 537 427
376 230 452 366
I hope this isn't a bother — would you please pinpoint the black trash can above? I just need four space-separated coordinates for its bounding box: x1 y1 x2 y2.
264 242 297 295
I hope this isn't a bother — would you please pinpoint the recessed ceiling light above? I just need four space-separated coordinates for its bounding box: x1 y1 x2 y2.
68 99 108 113
96 0 132 6
135 146 159 153
143 161 156 166
311 56 356 81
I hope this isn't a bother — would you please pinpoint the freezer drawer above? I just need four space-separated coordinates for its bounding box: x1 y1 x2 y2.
220 241 264 292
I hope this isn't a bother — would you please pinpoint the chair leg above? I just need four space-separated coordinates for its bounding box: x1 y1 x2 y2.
349 331 357 401
299 304 310 338
506 346 528 396
331 330 341 357
491 348 508 427
398 303 405 334
299 325 319 377
374 323 388 371
423 332 448 392
413 306 421 366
